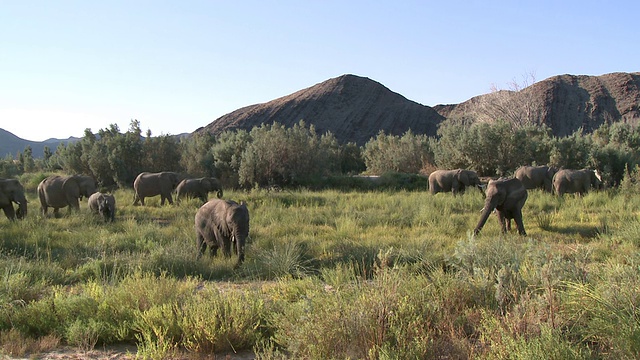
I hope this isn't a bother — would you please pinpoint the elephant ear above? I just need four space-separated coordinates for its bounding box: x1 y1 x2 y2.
62 177 81 198
200 178 211 189
457 170 469 185
0 182 9 204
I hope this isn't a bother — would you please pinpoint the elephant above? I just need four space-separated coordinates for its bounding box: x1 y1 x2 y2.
428 169 482 195
133 171 182 206
37 175 97 217
88 192 116 222
0 178 28 221
195 199 250 265
176 177 223 203
474 177 528 236
514 165 558 192
552 169 602 196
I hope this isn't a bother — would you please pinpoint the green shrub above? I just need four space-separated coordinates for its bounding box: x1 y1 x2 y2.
178 287 267 353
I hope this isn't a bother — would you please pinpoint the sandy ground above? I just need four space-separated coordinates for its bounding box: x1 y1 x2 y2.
7 344 256 360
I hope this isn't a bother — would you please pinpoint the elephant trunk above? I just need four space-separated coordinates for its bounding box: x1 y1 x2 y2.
232 229 247 265
16 196 27 219
474 204 494 235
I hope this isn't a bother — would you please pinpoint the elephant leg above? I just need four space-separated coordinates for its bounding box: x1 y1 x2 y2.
53 208 61 218
2 206 15 220
196 233 206 259
497 211 508 233
222 238 232 257
514 210 526 236
166 194 173 205
232 237 238 255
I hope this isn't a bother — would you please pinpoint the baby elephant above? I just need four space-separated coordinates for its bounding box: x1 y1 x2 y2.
195 199 249 265
88 192 116 222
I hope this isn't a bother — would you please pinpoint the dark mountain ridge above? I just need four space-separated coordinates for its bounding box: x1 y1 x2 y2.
198 74 445 145
0 128 79 159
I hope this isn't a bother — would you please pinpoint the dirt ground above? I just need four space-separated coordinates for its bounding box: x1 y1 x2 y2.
8 344 256 360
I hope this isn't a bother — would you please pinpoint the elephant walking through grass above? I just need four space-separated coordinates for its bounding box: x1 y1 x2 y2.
133 171 182 206
552 169 602 196
88 192 116 222
176 177 223 203
474 178 528 236
428 169 482 195
514 165 557 192
38 175 97 217
195 199 250 265
0 178 27 220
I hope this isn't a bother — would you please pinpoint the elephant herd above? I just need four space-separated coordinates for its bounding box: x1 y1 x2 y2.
1 166 603 265
2 172 247 265
428 166 603 236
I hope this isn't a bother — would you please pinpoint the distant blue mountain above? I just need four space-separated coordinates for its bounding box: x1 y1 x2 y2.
0 128 80 158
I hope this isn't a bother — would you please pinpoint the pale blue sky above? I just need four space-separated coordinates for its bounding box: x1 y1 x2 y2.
1 1 638 141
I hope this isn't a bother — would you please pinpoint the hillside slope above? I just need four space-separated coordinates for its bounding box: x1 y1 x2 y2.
197 74 445 145
434 72 640 136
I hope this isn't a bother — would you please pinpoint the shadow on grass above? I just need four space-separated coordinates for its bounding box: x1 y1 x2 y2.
549 225 600 239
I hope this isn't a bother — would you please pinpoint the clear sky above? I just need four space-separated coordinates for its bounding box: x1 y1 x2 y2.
1 1 638 142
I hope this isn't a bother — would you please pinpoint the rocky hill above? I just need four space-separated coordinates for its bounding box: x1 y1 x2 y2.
197 74 445 145
199 72 640 144
434 72 640 136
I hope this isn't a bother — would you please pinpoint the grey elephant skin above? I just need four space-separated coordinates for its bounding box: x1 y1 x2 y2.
133 171 182 206
88 192 116 222
474 178 528 236
176 177 223 203
37 175 97 217
428 169 481 195
0 178 28 220
195 199 250 265
552 169 602 196
514 165 557 192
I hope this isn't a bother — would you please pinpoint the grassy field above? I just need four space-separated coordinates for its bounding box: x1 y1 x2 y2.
1 183 639 359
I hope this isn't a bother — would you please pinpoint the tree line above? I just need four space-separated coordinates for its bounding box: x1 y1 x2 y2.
3 119 640 189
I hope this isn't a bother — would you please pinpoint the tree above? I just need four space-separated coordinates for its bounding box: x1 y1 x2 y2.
474 71 542 129
142 135 181 173
432 119 554 176
237 121 340 188
548 130 593 169
363 130 433 174
180 132 216 177
211 129 251 188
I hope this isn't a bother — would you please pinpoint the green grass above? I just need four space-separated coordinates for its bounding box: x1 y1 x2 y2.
1 187 639 358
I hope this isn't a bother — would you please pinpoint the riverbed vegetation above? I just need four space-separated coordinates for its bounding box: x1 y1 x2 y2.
1 182 640 358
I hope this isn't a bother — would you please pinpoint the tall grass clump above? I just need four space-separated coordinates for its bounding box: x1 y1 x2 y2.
564 261 640 358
